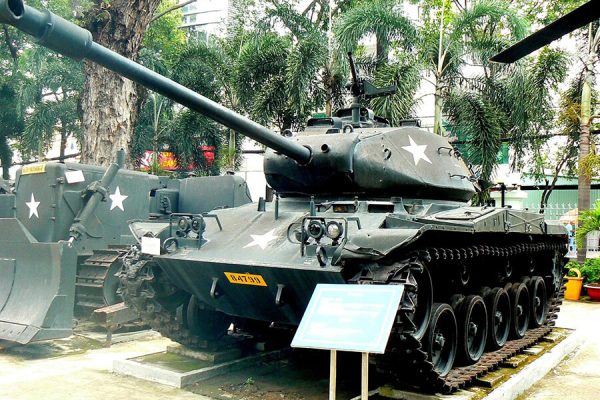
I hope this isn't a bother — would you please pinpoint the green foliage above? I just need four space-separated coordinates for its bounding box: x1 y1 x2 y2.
445 90 503 186
565 261 581 277
334 0 421 122
576 201 600 248
16 46 84 159
367 57 421 123
581 258 600 284
0 0 84 174
143 0 186 68
334 0 417 59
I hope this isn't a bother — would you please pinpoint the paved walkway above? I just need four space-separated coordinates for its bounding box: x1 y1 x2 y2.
518 300 600 400
0 332 210 400
0 300 597 400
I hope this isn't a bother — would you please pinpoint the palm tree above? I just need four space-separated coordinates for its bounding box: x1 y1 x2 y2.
334 0 421 124
419 0 528 135
236 4 328 132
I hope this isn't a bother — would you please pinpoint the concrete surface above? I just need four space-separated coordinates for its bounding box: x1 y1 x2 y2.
113 348 287 388
0 300 598 400
517 300 600 400
0 331 210 400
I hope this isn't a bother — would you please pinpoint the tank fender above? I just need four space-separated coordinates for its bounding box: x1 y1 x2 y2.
340 228 421 259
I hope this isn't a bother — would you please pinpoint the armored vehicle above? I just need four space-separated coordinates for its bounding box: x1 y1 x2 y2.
0 153 251 344
0 0 568 390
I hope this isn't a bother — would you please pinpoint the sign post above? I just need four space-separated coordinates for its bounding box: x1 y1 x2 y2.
291 284 404 400
330 350 337 400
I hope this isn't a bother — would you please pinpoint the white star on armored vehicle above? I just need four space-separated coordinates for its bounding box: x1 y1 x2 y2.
402 136 432 166
243 229 278 250
25 193 40 219
109 186 128 211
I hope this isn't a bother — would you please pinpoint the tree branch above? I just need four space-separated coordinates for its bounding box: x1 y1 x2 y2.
151 0 196 24
2 26 18 65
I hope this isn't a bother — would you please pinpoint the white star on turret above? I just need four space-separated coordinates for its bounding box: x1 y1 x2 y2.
402 136 432 166
243 229 278 250
26 193 40 219
109 186 128 211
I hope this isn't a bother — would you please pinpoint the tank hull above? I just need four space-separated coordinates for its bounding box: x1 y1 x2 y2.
140 199 567 326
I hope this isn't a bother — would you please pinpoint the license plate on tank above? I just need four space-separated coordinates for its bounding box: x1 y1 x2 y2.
224 272 267 287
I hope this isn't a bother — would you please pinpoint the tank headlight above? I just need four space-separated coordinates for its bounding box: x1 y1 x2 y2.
177 217 190 231
307 220 324 240
326 221 343 240
191 217 205 233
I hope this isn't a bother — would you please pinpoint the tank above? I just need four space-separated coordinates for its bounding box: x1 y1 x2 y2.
0 153 252 344
0 1 567 391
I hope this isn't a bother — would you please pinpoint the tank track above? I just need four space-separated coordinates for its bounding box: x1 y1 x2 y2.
75 248 127 314
118 246 209 348
119 240 566 393
374 240 566 393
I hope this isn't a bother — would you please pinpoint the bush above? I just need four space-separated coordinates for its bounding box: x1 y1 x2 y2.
565 260 581 277
580 258 600 284
576 201 600 248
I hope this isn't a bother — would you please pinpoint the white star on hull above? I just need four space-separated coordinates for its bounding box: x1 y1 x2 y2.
244 229 278 250
402 135 432 166
26 193 40 219
109 186 128 211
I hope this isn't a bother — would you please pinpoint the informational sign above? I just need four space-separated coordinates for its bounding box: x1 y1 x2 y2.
291 284 404 354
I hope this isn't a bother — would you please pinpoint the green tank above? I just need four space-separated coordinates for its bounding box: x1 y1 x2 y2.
0 153 251 344
0 1 567 391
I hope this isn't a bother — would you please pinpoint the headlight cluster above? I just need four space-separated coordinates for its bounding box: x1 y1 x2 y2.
176 216 205 237
305 219 344 242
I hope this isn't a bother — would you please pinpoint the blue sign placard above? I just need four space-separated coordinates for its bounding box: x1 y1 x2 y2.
291 284 404 354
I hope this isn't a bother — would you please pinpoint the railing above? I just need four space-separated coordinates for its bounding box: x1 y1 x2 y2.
521 202 576 222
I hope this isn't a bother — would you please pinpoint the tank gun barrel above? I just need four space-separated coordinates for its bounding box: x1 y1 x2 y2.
0 0 311 164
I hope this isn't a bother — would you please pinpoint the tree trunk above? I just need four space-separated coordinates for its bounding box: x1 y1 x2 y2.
0 136 11 180
577 64 593 262
81 0 161 167
59 124 67 161
433 80 443 135
375 32 387 64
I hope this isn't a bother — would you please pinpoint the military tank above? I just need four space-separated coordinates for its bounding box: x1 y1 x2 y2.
0 0 568 391
0 150 251 344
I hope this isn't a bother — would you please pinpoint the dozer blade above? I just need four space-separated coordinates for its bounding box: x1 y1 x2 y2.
0 218 77 344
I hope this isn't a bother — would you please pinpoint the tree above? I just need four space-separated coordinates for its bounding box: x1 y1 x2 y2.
0 0 82 175
418 0 528 135
80 0 162 167
576 23 600 260
17 46 84 161
334 0 421 123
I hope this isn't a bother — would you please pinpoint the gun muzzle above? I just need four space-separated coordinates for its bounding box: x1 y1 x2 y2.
0 0 92 60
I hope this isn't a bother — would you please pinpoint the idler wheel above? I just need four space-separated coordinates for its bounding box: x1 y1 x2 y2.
407 263 433 341
508 282 530 339
527 276 548 327
426 303 457 377
456 295 488 365
186 295 231 341
483 287 511 350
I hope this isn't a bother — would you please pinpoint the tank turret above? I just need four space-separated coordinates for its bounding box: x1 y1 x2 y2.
0 0 476 202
